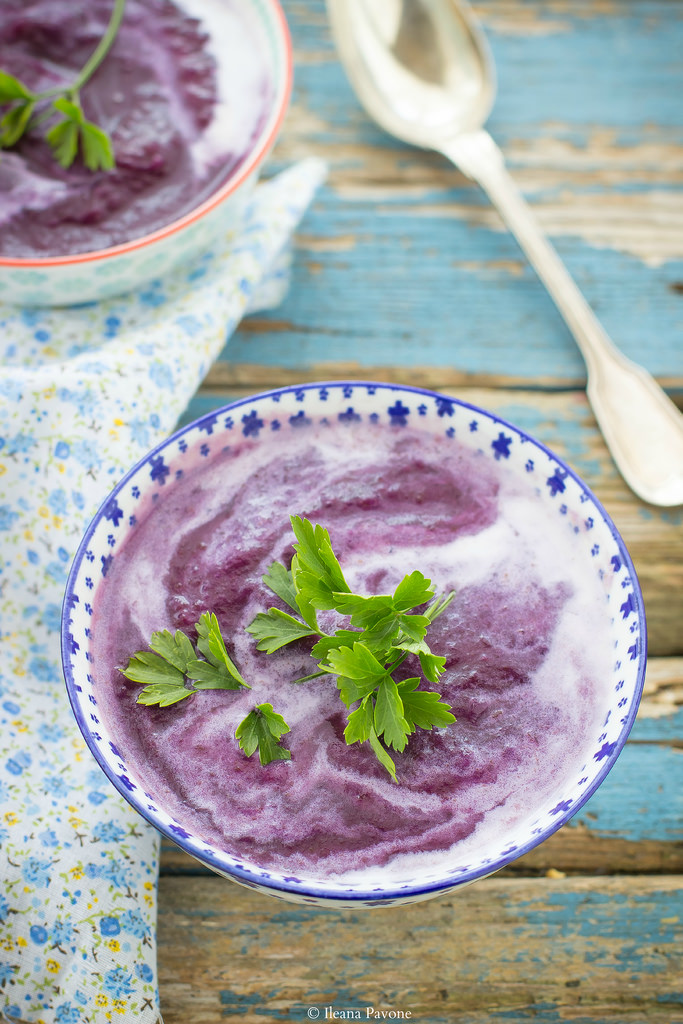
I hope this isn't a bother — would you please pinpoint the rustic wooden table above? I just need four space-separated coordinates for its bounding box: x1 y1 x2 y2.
157 2 683 1020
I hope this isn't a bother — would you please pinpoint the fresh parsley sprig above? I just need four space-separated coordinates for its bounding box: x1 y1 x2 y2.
0 0 126 170
123 612 249 705
123 517 456 780
247 515 456 781
235 704 291 766
122 612 292 766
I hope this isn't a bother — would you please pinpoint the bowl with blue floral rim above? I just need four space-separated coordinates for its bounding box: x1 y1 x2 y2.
62 381 646 907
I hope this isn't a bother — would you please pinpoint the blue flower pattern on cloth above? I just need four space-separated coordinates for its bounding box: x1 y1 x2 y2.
0 159 325 1024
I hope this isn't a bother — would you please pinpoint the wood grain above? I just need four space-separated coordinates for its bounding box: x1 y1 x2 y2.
205 0 683 391
157 874 683 1023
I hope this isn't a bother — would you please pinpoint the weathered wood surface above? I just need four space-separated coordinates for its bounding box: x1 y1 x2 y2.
157 875 683 1023
210 0 683 391
159 0 682 1020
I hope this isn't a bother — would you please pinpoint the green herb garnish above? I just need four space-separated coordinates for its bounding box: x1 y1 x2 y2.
122 612 291 766
0 0 126 170
248 515 456 781
123 517 456 779
123 612 248 704
235 704 291 766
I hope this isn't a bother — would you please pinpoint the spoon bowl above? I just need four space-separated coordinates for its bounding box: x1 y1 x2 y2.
331 0 494 146
327 0 683 507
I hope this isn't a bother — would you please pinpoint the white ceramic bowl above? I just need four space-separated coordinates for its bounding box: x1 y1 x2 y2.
62 382 646 907
0 0 291 307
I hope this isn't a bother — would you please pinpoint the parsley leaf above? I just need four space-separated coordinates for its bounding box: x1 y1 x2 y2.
324 641 387 684
148 629 195 674
135 681 198 708
236 704 291 765
290 552 319 631
374 676 410 752
332 593 395 629
246 608 317 654
394 612 429 644
343 696 375 744
44 98 115 171
122 650 186 689
310 630 363 661
80 117 115 171
262 561 299 614
0 71 32 104
393 570 436 611
122 614 251 706
418 650 447 684
368 728 397 783
290 515 350 610
397 677 456 731
196 611 247 688
44 114 78 167
392 635 447 684
0 100 34 148
186 660 243 690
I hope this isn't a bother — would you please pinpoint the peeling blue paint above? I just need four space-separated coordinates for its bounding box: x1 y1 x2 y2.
249 1 683 391
571 743 683 841
220 187 682 386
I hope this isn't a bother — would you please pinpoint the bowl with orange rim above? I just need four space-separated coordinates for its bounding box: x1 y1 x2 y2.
0 0 292 306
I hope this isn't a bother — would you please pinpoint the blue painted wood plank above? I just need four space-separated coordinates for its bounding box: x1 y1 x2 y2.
481 4 683 141
285 2 683 140
570 741 682 843
222 0 683 386
157 874 683 1024
223 214 682 384
632 706 683 744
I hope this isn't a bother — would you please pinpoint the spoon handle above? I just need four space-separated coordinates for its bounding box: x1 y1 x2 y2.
441 129 683 507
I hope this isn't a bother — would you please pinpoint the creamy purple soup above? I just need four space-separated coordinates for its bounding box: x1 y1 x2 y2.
90 422 611 878
0 0 272 258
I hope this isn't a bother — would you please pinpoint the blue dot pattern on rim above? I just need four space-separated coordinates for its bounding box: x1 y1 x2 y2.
62 381 646 910
0 158 326 1024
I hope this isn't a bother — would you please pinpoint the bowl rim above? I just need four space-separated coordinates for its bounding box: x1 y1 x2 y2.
0 0 293 270
61 380 648 902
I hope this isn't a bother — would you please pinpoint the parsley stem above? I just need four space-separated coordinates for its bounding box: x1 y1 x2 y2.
28 105 58 129
74 0 128 92
424 591 456 622
291 670 328 684
385 653 408 674
22 0 127 106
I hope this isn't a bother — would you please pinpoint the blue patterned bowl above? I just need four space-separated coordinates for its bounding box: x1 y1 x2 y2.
0 0 291 307
62 382 646 907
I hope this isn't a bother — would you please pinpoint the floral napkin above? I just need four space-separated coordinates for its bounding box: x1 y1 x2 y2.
0 157 326 1024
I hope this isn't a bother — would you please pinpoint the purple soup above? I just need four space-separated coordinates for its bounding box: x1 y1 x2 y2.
90 421 611 879
0 0 272 258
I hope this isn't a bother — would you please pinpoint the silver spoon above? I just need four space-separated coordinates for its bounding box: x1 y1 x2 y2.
327 0 683 507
